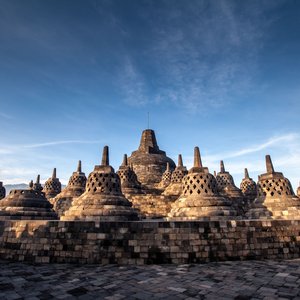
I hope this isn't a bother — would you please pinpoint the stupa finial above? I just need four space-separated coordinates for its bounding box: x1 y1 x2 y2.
178 154 183 167
214 171 217 177
166 162 170 172
122 154 128 166
77 160 82 172
36 174 40 184
101 146 109 166
266 155 274 174
194 147 202 168
52 168 57 179
29 180 34 189
220 160 225 173
244 168 249 179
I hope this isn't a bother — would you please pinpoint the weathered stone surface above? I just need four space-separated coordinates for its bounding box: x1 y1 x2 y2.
163 154 187 197
157 162 172 189
128 129 175 187
247 155 300 219
1 219 300 264
33 175 43 193
0 181 6 200
62 146 138 221
42 168 62 200
129 193 176 218
117 154 142 196
0 182 58 220
216 160 244 214
168 147 237 220
51 161 87 217
1 259 300 298
240 168 257 204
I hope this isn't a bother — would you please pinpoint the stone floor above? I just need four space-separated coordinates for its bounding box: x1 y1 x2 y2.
1 260 300 300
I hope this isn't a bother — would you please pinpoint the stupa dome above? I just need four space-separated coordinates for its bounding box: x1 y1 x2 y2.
247 155 300 219
0 180 57 220
117 154 142 195
240 168 257 203
158 162 172 189
42 168 62 199
128 129 175 187
62 146 138 221
168 147 236 220
163 155 188 197
51 161 87 217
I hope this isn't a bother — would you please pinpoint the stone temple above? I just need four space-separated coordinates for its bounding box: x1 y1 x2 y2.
1 128 300 265
128 129 176 188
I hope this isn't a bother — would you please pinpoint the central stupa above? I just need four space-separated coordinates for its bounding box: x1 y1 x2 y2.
128 129 175 187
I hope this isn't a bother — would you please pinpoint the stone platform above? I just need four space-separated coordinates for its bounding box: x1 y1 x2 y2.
1 259 300 299
1 220 300 264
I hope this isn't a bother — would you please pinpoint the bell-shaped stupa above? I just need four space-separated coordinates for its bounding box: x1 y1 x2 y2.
33 175 43 193
163 154 188 197
240 168 257 203
168 147 236 220
0 179 58 220
0 181 6 200
117 154 142 196
247 155 300 219
43 168 62 200
297 182 300 198
216 161 243 199
62 146 138 221
51 161 87 217
158 162 172 189
128 129 175 187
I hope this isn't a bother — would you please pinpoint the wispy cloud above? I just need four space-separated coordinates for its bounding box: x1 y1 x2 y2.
0 140 101 155
114 0 283 112
118 57 148 106
224 134 298 158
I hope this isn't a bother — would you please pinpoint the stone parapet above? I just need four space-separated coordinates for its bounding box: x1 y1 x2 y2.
1 219 300 264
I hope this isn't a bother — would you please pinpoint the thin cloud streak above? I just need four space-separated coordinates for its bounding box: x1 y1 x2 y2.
0 140 101 154
225 134 298 158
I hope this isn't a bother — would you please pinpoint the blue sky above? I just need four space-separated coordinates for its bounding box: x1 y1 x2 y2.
0 0 300 190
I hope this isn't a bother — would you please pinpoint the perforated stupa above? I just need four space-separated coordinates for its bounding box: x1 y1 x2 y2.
158 162 172 189
163 154 188 197
168 147 236 220
117 154 142 196
216 161 243 199
62 146 138 221
128 129 175 187
0 179 58 220
247 155 300 219
240 168 257 204
33 175 43 192
43 168 62 200
51 161 87 217
0 182 6 200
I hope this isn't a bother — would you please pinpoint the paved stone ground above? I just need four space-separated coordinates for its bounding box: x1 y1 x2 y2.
1 260 300 300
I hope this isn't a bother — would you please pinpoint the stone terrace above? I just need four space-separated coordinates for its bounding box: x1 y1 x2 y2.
1 259 300 299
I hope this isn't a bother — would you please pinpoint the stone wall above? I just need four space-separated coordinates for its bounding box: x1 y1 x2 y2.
0 220 300 264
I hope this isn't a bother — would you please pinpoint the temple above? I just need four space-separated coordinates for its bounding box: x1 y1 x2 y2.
1 128 300 264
